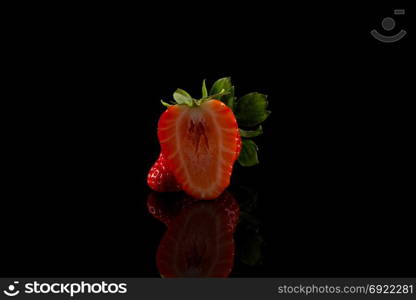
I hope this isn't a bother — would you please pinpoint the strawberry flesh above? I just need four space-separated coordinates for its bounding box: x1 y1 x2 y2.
158 100 239 200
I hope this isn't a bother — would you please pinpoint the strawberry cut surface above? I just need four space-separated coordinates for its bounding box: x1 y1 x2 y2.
158 100 239 200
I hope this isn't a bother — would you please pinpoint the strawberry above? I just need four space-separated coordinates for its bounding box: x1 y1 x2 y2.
147 152 181 192
235 132 242 160
147 133 240 196
158 97 239 200
149 77 271 199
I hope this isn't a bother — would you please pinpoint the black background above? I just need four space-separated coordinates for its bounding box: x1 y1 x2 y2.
2 3 413 277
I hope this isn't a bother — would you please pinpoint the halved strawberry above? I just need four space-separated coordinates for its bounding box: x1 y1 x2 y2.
147 152 181 192
235 132 242 161
158 100 239 200
156 191 239 277
151 77 271 198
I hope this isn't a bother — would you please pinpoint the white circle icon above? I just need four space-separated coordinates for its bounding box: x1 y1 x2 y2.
3 281 20 297
371 9 407 43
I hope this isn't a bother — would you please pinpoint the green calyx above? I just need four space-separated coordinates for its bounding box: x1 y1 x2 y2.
161 81 230 108
160 77 271 167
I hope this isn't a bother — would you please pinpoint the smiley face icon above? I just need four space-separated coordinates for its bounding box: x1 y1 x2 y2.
3 281 20 297
371 9 407 43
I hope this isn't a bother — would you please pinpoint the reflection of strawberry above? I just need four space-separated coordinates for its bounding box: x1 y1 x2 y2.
146 192 177 225
158 99 239 200
215 191 240 233
146 192 196 226
147 191 239 231
147 153 181 192
156 191 239 277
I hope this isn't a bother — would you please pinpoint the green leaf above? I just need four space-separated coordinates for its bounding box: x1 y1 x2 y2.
208 77 235 109
209 77 232 96
222 86 235 109
235 92 271 127
239 125 263 138
202 79 208 98
207 89 230 100
238 139 259 167
173 89 193 106
160 99 171 107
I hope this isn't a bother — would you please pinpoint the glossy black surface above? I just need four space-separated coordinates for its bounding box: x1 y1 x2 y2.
1 3 413 277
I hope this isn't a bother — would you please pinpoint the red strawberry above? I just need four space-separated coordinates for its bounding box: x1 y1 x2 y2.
235 131 242 160
156 191 239 277
158 100 239 200
151 77 271 197
147 152 181 192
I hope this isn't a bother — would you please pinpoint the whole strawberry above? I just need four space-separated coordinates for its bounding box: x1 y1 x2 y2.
147 152 181 192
